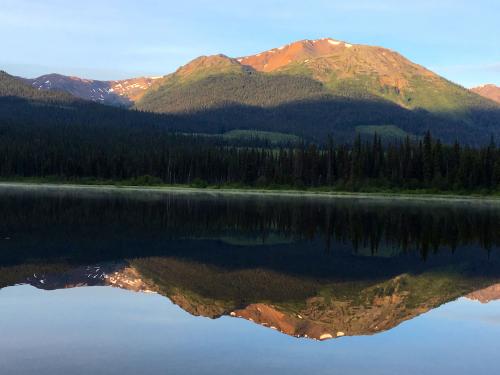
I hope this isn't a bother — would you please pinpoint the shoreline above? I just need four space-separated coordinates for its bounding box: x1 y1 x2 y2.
1 181 500 204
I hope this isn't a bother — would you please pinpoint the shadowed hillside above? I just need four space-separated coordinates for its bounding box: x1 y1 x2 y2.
134 39 500 144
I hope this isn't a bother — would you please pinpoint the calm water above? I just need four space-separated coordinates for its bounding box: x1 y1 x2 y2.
1 186 500 375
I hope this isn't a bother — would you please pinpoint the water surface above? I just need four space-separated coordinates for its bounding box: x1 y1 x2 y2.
0 186 499 374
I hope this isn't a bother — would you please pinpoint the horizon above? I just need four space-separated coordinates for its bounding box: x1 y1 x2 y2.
1 0 499 87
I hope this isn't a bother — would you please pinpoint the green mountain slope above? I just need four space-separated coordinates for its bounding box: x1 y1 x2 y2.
137 54 328 112
247 39 491 114
135 39 500 144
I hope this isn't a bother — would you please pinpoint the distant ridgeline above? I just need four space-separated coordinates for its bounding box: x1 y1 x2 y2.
2 37 500 146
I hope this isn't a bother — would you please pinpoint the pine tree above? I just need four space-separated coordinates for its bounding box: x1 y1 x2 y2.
422 131 434 185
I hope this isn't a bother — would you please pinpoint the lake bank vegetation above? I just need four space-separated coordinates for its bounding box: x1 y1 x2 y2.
0 125 499 194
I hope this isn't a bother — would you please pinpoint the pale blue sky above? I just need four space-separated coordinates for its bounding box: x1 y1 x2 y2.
1 0 499 87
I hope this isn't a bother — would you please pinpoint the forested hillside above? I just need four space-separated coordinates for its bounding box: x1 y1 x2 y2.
135 39 500 145
0 71 76 102
7 38 500 146
1 70 499 192
1 113 498 193
0 70 179 132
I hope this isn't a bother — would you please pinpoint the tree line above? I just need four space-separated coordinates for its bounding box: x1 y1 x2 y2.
0 118 499 192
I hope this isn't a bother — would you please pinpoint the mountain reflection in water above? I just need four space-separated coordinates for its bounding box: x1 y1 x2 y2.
0 186 499 341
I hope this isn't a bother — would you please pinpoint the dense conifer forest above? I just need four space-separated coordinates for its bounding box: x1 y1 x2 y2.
0 118 498 193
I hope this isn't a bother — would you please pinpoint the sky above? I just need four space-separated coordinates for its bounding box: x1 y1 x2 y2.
1 0 499 87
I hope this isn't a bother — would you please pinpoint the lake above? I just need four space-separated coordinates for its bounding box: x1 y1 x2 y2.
0 185 499 375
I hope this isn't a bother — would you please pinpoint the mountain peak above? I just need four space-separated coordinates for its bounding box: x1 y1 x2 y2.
238 38 356 72
236 37 440 104
171 53 252 82
179 54 240 71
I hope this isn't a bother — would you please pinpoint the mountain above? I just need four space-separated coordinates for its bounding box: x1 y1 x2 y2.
472 84 500 104
22 73 161 107
4 38 500 145
0 70 188 136
466 283 500 303
238 38 486 113
134 38 500 144
1 70 76 103
136 54 330 112
2 257 498 341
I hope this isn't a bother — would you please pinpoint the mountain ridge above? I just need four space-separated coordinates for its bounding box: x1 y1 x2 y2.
132 37 500 144
3 37 500 144
472 84 500 104
3 258 498 341
21 73 161 107
138 37 493 112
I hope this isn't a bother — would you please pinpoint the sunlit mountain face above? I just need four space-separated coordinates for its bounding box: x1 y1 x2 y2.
21 74 161 107
1 186 499 341
5 37 500 144
472 84 500 104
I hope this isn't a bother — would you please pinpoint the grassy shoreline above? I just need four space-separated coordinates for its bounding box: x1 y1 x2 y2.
0 178 499 203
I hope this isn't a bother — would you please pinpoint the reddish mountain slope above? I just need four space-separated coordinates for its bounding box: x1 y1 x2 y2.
472 84 500 104
25 73 161 106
